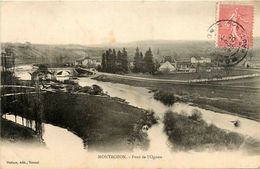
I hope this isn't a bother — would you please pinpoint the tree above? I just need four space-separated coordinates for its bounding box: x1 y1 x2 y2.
133 47 145 73
101 48 128 73
154 59 160 72
144 48 155 74
101 52 107 71
112 49 116 58
121 48 128 73
139 52 144 72
106 49 115 73
133 47 140 72
117 50 122 60
38 64 49 74
117 50 123 71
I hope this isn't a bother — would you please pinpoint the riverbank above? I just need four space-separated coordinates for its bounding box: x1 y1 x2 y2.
93 75 260 121
43 92 157 151
163 110 260 153
1 118 40 143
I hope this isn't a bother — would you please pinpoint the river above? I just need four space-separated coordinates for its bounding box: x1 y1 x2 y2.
1 66 260 168
78 78 260 140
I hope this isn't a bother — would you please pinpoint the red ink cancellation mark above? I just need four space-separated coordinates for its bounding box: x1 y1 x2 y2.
207 3 254 66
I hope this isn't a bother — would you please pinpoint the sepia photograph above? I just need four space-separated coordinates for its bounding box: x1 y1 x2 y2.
0 1 260 169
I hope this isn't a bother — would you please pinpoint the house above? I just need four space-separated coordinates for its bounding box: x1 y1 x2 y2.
160 56 177 68
158 61 176 73
75 57 97 68
158 56 178 73
95 61 101 66
177 61 196 72
191 56 211 64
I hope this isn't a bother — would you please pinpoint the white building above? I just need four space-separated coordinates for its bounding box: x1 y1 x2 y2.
158 61 176 73
191 56 211 64
75 57 98 68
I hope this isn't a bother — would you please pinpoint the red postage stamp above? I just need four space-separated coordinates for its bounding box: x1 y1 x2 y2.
217 3 254 49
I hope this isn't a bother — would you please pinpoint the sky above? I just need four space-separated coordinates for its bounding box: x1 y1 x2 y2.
1 1 259 45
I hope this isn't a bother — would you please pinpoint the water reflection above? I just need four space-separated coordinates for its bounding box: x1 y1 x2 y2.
1 114 87 169
4 114 37 131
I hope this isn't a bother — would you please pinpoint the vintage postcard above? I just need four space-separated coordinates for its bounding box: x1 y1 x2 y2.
1 1 260 169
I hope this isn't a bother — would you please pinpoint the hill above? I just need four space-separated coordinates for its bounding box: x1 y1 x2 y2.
96 38 260 62
1 43 104 65
2 37 260 65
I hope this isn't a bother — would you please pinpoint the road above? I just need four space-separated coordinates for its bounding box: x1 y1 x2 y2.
1 92 45 97
95 72 186 83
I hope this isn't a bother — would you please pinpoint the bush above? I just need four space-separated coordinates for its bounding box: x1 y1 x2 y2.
64 79 78 85
81 86 93 94
65 83 81 93
128 109 158 150
163 110 245 151
153 71 163 75
79 85 103 95
38 64 49 74
189 109 202 121
154 90 175 106
92 85 103 95
144 110 158 127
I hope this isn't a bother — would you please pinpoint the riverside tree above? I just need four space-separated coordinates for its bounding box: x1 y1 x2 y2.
144 48 155 74
121 48 128 72
133 47 144 73
101 48 128 73
134 47 156 74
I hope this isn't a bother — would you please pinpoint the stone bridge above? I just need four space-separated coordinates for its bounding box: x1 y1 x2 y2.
48 67 78 76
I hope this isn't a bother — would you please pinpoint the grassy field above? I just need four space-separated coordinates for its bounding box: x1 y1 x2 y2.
94 75 260 121
43 93 157 151
208 76 260 88
127 69 257 80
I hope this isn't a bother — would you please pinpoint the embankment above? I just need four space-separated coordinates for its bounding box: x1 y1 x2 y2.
163 110 260 154
1 118 40 143
43 92 157 151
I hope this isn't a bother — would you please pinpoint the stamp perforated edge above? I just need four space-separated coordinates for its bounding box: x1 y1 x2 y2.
216 2 254 49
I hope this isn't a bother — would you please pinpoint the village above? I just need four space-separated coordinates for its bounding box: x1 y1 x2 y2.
2 46 210 82
61 47 256 78
72 47 215 74
2 45 257 88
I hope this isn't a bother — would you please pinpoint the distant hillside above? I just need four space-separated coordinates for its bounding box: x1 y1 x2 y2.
1 43 104 65
2 37 260 65
97 38 260 63
101 40 215 62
